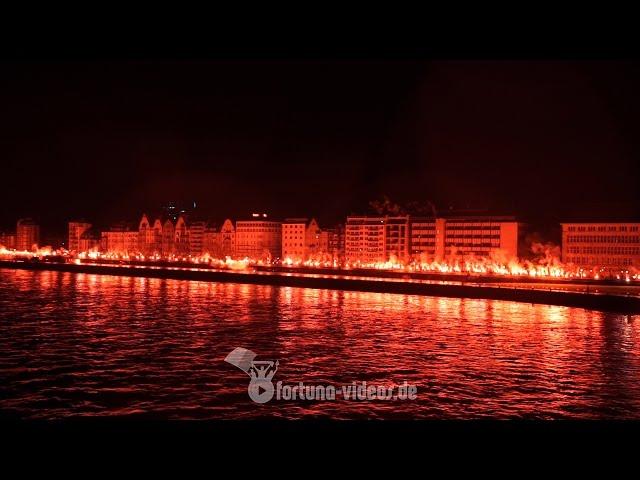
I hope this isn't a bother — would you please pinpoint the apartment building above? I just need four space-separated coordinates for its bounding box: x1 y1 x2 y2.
561 222 640 268
235 214 282 260
16 218 40 251
346 215 519 263
281 218 322 261
101 222 139 255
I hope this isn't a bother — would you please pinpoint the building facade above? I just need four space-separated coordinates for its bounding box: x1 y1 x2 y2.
138 215 157 256
16 218 40 251
219 219 235 257
130 213 240 259
101 222 139 255
561 222 640 269
345 216 388 263
187 220 208 257
0 231 16 249
79 227 101 252
385 216 410 261
345 216 413 263
305 219 323 257
161 218 176 256
235 214 282 260
68 221 92 252
282 219 307 260
202 226 220 257
323 224 346 261
174 216 189 256
409 218 438 259
281 218 323 261
441 216 518 260
345 215 519 263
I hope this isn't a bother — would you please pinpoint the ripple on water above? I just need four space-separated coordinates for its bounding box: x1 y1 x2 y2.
1 268 640 419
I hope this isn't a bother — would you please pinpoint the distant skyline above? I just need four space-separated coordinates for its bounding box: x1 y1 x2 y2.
1 60 639 239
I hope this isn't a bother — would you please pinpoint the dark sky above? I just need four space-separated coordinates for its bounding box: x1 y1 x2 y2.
1 60 639 238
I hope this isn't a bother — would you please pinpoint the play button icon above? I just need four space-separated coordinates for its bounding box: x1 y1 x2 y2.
248 379 275 404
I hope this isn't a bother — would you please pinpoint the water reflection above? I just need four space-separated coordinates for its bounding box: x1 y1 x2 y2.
0 268 639 419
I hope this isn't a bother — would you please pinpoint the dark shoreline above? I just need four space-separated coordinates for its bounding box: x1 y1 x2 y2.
1 260 639 314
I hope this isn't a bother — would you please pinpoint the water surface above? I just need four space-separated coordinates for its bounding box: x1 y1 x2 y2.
1 268 639 419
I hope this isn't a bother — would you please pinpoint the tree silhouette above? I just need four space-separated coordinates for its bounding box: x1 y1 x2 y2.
368 196 437 217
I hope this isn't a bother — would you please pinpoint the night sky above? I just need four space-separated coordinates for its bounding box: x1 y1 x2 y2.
1 60 639 240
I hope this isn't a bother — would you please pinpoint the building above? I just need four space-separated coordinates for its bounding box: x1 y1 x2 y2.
198 220 236 258
79 227 101 252
323 224 346 261
174 216 189 256
161 218 176 256
345 215 519 263
135 212 237 259
235 214 282 260
345 216 386 263
345 216 409 263
305 219 323 257
219 219 235 257
188 220 209 257
101 222 139 255
139 213 199 257
439 216 518 260
282 219 307 260
385 216 410 261
202 225 220 257
561 222 640 269
138 214 158 256
409 218 437 260
0 231 16 249
16 218 40 251
281 218 323 261
68 221 92 252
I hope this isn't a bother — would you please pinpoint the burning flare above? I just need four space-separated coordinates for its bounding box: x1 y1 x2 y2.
2 242 638 282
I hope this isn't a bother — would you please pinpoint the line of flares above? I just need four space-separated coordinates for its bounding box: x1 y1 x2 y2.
1 245 638 282
282 255 638 282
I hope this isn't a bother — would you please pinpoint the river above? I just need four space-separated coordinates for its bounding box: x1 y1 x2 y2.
1 268 639 419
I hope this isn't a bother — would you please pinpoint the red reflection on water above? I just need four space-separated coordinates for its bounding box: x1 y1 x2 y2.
0 268 639 419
